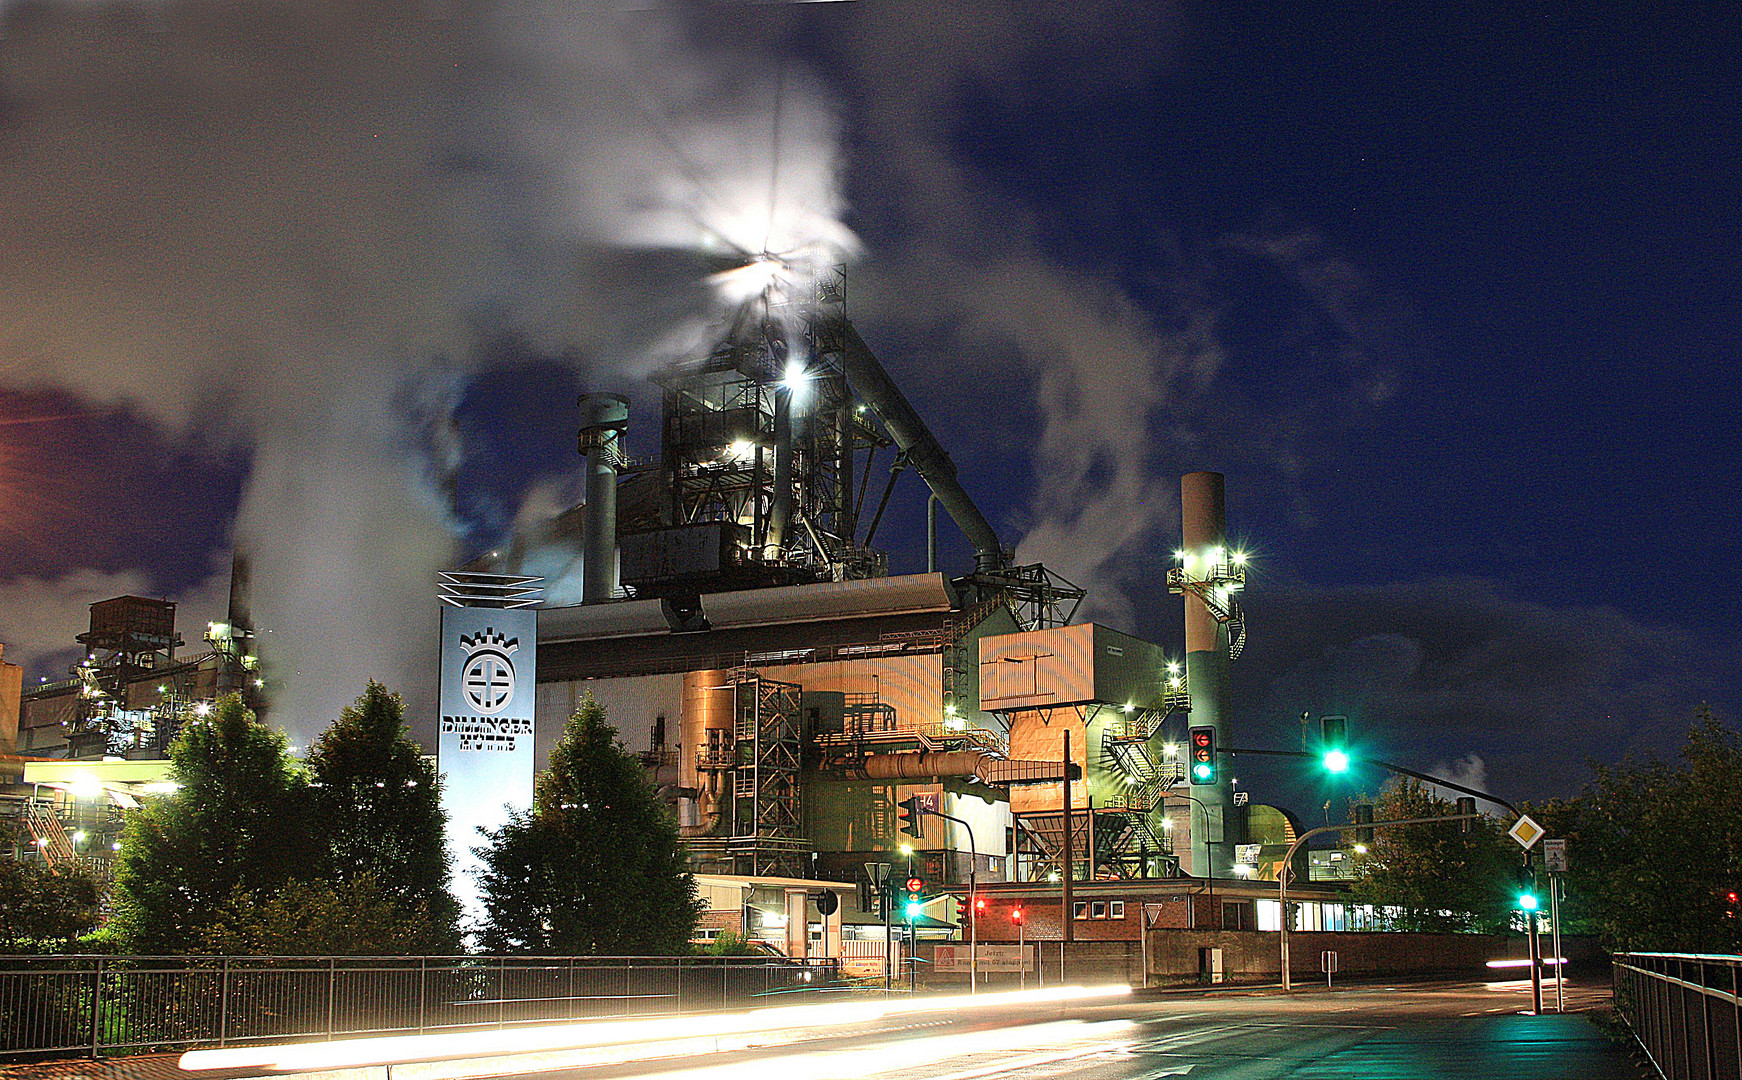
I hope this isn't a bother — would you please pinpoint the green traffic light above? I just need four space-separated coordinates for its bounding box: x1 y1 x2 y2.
905 900 922 919
1518 893 1539 912
1192 763 1214 780
1322 750 1351 773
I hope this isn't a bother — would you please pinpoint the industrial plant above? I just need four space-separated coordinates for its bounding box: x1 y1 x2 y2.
441 270 1333 950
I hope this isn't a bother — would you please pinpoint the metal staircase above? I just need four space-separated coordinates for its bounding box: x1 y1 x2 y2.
24 799 76 866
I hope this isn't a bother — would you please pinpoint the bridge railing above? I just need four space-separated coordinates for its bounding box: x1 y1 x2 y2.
1613 951 1742 1080
0 954 839 1060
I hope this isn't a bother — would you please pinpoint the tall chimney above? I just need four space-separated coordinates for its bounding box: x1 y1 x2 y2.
577 394 629 604
1181 471 1243 880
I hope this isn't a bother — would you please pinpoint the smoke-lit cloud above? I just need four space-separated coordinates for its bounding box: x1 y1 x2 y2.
1230 576 1735 799
0 0 860 740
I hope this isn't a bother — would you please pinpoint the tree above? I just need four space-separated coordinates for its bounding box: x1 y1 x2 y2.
195 875 448 956
308 681 459 951
1346 778 1516 934
0 858 101 949
1540 710 1742 952
111 693 315 953
476 698 702 954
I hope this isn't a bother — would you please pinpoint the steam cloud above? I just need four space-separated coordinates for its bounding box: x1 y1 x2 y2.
0 1 856 741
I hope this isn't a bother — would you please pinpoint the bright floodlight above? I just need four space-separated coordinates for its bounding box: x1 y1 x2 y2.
1323 750 1351 773
782 360 811 389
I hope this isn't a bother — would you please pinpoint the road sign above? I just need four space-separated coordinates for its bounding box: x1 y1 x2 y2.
1542 838 1569 873
864 861 892 885
1233 791 1249 806
1236 844 1261 866
1508 815 1545 850
1321 950 1339 973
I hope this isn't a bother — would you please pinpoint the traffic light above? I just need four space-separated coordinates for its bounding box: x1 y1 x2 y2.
1319 715 1349 773
955 896 970 923
1516 863 1539 912
1354 803 1374 845
1011 906 1025 926
1188 726 1218 784
1726 890 1739 919
1456 796 1477 833
897 795 925 839
904 876 924 921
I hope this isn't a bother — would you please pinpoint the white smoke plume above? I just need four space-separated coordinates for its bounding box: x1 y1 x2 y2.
0 1 858 741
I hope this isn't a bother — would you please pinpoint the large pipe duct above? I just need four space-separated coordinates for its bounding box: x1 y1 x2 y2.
578 394 629 604
838 322 1005 573
859 751 1069 785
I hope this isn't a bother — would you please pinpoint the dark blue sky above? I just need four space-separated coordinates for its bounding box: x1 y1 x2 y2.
2 0 1735 806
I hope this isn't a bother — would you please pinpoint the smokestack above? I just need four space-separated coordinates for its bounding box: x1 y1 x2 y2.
228 550 254 633
577 394 629 604
1180 471 1243 879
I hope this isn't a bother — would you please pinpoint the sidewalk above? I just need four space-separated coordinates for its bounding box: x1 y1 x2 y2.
1286 1013 1648 1080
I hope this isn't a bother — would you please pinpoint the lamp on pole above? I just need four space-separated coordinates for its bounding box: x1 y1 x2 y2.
1278 812 1483 990
1168 789 1215 919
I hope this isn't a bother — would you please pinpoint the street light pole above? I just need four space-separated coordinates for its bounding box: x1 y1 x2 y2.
1169 790 1215 920
920 808 980 995
1278 813 1483 990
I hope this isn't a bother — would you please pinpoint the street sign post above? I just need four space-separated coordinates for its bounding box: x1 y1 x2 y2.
1321 949 1339 988
1543 839 1568 1012
1542 838 1568 872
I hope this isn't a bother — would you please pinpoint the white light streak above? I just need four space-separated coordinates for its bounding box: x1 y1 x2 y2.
179 985 1130 1076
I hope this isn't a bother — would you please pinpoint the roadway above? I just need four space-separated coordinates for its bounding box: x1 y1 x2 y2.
218 977 1642 1080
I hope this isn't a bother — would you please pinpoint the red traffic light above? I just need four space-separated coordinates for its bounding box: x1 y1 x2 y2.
975 897 986 910
1011 907 1025 924
905 877 923 893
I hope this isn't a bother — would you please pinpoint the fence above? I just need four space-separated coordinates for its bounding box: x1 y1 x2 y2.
0 954 837 1060
1614 952 1742 1080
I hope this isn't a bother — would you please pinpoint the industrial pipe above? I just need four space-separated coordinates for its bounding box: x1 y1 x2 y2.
926 493 939 573
838 323 1005 572
862 750 996 781
578 394 629 604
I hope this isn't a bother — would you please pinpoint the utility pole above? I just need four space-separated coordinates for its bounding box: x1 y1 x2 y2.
1062 729 1073 946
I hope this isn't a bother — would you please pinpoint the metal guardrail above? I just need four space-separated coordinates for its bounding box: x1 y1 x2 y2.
1614 951 1742 1080
0 954 839 1060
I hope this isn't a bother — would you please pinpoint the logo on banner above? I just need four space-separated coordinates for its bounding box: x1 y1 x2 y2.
460 629 519 715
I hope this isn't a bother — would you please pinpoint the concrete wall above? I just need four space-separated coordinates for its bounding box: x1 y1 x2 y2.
1145 930 1572 984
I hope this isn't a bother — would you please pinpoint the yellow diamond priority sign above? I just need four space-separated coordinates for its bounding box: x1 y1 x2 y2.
1508 814 1545 850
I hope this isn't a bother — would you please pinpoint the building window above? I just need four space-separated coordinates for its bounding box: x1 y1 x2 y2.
1091 901 1107 919
1110 901 1125 919
1072 902 1088 920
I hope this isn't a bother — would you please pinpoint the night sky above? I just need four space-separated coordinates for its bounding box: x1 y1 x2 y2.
1 1 1736 814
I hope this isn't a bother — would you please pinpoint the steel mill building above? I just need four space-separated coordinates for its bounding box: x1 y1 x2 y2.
459 274 1297 941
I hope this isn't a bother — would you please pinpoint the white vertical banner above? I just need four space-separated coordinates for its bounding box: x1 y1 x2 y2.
438 605 537 931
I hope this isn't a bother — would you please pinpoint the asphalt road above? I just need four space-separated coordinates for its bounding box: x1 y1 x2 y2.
457 977 1647 1080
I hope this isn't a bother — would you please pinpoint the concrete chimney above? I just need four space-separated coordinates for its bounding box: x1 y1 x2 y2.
577 394 630 604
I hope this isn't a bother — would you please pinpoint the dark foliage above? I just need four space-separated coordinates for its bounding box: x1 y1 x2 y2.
1535 710 1742 952
476 698 702 954
110 693 315 953
307 681 460 951
0 857 100 948
1346 778 1517 934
